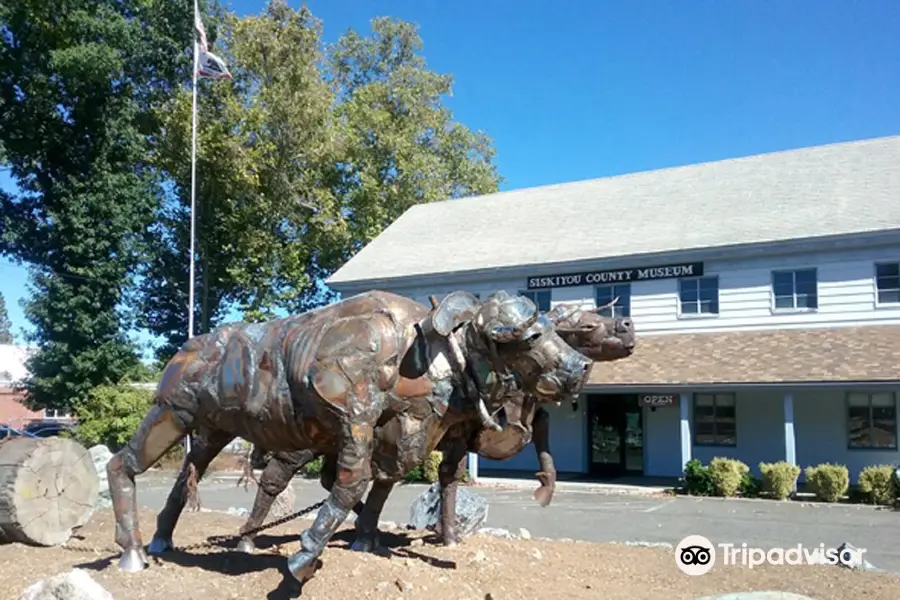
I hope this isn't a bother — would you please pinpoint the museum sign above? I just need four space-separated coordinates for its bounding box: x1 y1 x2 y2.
526 262 704 290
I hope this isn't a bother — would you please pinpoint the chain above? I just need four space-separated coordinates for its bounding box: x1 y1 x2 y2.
60 499 327 556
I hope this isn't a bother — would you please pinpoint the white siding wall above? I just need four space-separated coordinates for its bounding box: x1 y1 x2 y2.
476 388 900 483
387 244 900 334
479 400 588 474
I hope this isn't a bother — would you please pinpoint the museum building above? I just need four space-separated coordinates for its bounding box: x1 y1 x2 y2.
326 135 900 484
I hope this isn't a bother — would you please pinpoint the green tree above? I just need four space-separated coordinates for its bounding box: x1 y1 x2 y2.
142 4 502 360
324 17 502 277
0 0 200 411
0 293 12 344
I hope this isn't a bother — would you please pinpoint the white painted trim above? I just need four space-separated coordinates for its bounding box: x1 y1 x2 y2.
679 393 692 473
467 452 479 482
783 393 797 491
586 381 900 393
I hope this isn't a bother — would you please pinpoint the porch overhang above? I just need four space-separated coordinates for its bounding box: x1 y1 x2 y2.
587 323 900 388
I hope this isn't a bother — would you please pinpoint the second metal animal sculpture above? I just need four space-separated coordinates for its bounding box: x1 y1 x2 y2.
107 290 595 583
234 297 637 554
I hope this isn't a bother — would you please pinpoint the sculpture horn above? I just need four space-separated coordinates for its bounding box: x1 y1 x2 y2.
593 296 619 314
514 304 540 337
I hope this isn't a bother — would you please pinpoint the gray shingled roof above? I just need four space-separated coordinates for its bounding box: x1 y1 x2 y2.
327 135 900 287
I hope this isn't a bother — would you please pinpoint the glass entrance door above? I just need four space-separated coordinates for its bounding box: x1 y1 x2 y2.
587 395 644 477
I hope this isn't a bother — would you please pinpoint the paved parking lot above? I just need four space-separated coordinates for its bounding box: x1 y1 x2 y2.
135 472 900 572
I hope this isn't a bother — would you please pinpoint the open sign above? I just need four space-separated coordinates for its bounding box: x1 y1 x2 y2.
639 394 678 407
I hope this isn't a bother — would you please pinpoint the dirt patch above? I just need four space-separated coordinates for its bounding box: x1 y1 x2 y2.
2 509 898 600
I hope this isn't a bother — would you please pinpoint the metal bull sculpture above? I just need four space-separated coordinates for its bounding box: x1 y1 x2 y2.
233 298 637 553
107 290 596 583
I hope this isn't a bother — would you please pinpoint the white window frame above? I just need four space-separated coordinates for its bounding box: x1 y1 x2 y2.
770 268 818 313
594 284 631 318
874 261 900 307
678 275 720 319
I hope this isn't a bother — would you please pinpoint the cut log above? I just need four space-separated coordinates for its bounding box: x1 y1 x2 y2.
0 436 99 546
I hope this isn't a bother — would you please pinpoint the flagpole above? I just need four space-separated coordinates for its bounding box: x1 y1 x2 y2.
185 2 201 457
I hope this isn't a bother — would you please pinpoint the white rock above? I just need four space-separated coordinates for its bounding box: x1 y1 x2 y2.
20 569 115 600
531 548 542 560
476 527 513 539
472 550 487 563
518 527 532 540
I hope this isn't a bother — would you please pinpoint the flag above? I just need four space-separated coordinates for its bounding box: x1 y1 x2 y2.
198 50 232 79
194 0 232 79
194 1 209 52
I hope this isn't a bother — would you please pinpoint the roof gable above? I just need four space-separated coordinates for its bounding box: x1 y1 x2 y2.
328 135 900 286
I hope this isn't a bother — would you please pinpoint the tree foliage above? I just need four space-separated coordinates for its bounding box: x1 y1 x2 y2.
0 0 198 410
0 292 12 344
142 2 501 361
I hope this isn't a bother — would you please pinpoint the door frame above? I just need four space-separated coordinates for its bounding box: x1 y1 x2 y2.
586 394 644 478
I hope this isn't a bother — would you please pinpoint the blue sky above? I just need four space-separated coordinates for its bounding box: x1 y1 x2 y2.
2 0 899 351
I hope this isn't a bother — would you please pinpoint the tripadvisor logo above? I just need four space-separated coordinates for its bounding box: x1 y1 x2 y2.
675 535 867 575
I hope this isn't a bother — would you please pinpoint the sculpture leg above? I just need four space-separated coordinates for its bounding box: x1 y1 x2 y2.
532 407 557 507
319 454 365 517
107 404 192 573
287 416 377 583
236 449 317 554
350 479 396 553
438 436 469 547
148 430 234 554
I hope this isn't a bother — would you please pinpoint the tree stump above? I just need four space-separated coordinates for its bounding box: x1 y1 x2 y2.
0 436 99 546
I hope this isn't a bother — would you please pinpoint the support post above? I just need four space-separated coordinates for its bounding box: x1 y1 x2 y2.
679 393 692 473
783 393 797 492
467 452 479 483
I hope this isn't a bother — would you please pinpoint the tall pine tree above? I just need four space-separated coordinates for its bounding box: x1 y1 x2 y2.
0 292 12 344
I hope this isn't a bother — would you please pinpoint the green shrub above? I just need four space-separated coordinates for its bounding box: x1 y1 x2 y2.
73 384 155 452
708 457 749 497
739 472 763 498
424 450 443 483
759 461 800 500
682 459 715 496
804 463 850 502
857 465 896 505
302 456 324 478
403 465 425 483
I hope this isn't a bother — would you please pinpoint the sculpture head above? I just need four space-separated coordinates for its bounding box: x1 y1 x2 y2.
470 291 593 404
546 299 636 362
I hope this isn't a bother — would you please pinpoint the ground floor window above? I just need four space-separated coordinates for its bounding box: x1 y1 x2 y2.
847 392 897 449
519 290 551 311
693 393 736 446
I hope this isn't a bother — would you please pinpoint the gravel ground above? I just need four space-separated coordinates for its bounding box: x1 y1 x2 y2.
3 509 900 600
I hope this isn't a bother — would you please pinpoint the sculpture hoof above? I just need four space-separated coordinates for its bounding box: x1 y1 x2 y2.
118 548 148 573
287 551 319 584
236 538 256 554
147 536 173 555
350 536 379 553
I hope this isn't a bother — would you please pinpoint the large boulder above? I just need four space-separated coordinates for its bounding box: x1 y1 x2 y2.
408 482 489 537
20 569 115 600
88 445 114 509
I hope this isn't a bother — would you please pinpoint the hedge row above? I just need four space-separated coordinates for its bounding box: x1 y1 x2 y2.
681 458 898 505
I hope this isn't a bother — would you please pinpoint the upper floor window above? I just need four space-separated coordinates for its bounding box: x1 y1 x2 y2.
693 393 736 446
847 392 897 450
594 284 631 318
875 262 900 305
679 276 719 316
772 268 817 311
519 290 550 312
